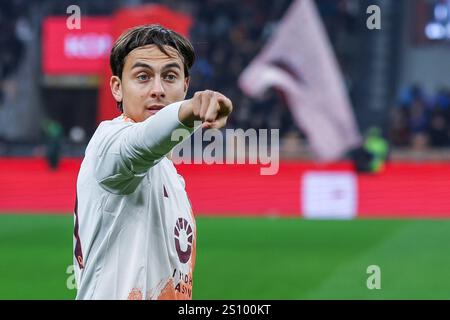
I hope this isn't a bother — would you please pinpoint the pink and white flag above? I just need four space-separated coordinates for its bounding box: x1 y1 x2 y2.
238 0 361 161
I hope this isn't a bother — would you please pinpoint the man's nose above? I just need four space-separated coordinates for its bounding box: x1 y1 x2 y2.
150 77 165 99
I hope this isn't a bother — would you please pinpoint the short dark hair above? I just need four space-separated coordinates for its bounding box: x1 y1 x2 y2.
110 24 195 112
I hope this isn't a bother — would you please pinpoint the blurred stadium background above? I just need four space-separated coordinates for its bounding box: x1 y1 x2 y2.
1 0 450 299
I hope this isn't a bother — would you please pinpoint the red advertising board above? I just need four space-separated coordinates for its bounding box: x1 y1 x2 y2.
1 158 450 218
42 17 113 74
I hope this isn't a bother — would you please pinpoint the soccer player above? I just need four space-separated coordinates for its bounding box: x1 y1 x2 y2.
73 24 233 300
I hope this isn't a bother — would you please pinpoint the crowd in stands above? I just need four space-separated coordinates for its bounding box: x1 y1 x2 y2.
0 0 27 106
390 85 450 149
1 0 359 142
2 0 446 155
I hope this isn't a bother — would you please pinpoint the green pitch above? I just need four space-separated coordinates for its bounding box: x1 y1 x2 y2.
1 214 450 299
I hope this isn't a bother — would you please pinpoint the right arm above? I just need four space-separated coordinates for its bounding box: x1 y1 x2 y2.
94 91 233 194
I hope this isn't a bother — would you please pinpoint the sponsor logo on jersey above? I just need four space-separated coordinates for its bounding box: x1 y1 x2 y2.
174 218 193 263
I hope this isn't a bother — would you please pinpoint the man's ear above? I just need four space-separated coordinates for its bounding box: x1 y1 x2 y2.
184 76 190 95
110 76 123 104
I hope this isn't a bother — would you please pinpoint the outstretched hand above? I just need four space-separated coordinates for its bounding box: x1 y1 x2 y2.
179 90 233 129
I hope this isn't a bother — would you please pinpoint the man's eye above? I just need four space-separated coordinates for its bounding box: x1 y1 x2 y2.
137 74 149 81
164 74 177 81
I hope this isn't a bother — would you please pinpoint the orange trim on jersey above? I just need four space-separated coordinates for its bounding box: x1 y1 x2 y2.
121 114 136 123
127 288 143 300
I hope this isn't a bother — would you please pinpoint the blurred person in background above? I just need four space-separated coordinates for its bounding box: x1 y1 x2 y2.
363 127 388 173
391 84 450 150
42 119 63 170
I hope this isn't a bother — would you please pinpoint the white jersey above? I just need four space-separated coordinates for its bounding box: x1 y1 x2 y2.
74 101 197 300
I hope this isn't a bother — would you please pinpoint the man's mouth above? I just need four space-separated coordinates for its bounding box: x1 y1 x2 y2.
146 104 165 115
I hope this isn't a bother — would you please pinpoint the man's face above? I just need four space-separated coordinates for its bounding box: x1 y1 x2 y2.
111 44 189 122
